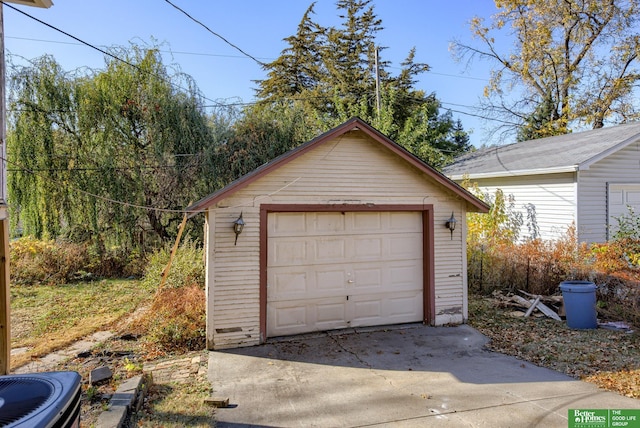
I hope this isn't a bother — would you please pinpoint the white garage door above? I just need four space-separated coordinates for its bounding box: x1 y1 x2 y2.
608 184 640 238
267 211 423 337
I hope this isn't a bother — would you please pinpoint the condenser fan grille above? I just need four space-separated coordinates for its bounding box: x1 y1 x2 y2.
0 371 81 428
0 378 55 425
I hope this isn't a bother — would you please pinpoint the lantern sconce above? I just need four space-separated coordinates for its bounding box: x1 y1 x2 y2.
445 212 457 240
233 212 245 245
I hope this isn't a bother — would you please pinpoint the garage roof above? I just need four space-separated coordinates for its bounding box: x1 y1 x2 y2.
187 117 489 215
443 122 640 180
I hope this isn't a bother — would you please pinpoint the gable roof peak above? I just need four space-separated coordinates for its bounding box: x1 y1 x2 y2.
187 117 489 215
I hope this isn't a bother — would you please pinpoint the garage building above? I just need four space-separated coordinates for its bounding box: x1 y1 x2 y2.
188 117 488 350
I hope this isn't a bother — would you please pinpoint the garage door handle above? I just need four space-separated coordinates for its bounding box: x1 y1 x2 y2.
347 280 354 283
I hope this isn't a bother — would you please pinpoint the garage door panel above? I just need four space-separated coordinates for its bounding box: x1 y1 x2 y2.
353 237 383 259
271 271 308 297
315 212 346 233
390 263 422 288
316 300 348 324
350 212 382 231
389 211 422 231
270 239 308 266
390 235 422 257
351 268 382 290
315 269 348 292
349 291 422 327
271 212 308 234
386 292 423 318
268 297 348 337
350 299 382 323
272 305 307 332
315 238 346 261
270 266 349 300
267 211 423 337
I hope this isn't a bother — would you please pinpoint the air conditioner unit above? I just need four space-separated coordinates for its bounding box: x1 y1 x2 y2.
0 371 81 427
3 0 53 8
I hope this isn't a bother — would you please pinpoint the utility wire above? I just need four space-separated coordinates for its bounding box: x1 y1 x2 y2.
2 2 139 71
8 35 489 83
3 4 515 128
1 154 196 214
2 2 229 108
163 0 265 67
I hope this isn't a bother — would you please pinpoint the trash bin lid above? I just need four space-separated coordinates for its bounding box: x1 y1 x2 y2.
560 280 597 292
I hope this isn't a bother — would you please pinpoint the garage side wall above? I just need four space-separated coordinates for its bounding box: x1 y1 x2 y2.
206 131 469 349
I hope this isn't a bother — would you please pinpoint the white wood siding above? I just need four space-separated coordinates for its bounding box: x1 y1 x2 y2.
208 131 468 349
470 173 577 241
578 142 640 243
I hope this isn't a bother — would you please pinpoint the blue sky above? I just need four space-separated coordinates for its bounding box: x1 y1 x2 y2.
3 0 504 147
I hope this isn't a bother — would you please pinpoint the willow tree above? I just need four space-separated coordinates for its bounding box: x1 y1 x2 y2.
455 0 640 138
8 46 213 251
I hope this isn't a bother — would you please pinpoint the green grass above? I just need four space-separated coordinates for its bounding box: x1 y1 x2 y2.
10 278 155 369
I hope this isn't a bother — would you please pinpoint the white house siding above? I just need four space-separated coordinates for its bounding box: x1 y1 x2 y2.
469 173 577 241
578 141 640 244
206 131 469 349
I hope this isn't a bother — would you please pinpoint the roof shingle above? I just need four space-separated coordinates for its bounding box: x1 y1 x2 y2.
444 122 640 178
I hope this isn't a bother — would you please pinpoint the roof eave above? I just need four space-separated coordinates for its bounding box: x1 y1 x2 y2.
187 117 490 216
578 132 640 170
447 165 579 181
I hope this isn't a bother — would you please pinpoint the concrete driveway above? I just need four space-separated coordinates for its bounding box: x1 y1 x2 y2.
208 324 638 427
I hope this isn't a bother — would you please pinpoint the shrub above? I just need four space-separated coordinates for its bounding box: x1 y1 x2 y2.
140 238 204 290
85 245 146 278
10 237 89 285
465 180 640 326
10 236 146 285
134 239 206 354
612 206 640 241
139 283 206 354
467 225 586 296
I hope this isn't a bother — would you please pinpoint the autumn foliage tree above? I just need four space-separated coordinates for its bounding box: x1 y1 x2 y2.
455 0 640 139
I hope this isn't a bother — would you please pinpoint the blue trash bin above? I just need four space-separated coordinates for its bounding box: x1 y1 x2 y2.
559 280 598 329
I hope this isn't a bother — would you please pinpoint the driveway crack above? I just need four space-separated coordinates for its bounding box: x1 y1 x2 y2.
326 331 396 386
326 331 372 368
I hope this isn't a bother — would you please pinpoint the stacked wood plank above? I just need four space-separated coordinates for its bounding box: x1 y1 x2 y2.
491 290 564 321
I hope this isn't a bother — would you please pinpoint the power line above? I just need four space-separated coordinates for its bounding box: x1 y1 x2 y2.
163 0 265 67
7 35 490 83
2 154 197 214
3 2 139 71
2 2 228 108
6 36 272 61
3 5 510 126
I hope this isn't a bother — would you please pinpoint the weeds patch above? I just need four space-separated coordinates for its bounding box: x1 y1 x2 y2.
133 377 214 427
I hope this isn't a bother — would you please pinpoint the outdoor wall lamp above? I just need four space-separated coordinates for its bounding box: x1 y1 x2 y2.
445 212 457 240
233 212 245 245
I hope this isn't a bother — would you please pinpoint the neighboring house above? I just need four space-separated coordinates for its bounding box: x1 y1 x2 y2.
187 117 488 350
443 122 640 244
